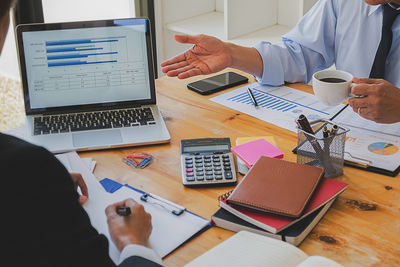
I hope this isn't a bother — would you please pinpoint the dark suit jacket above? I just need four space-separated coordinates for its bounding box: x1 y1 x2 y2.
0 133 161 267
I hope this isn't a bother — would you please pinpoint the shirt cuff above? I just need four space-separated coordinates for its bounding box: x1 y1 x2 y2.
253 41 285 86
119 244 163 265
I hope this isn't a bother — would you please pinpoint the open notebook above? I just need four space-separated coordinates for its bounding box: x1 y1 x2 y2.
56 152 210 264
185 231 342 267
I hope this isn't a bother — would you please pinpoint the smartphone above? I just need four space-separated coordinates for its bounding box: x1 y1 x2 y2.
187 72 248 95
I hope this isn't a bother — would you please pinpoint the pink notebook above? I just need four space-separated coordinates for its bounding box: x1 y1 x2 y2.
231 139 283 167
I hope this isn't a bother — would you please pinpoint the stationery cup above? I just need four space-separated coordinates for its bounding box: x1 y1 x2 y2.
312 70 356 106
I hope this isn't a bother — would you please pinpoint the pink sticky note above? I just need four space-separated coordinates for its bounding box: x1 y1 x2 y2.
231 139 284 167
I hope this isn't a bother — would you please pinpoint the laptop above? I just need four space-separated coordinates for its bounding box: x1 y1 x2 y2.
16 18 170 153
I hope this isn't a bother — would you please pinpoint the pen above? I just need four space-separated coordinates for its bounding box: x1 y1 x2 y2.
330 124 338 136
117 206 131 216
323 126 329 138
296 114 314 134
247 88 258 107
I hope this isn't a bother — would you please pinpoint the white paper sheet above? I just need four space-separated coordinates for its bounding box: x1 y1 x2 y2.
332 106 400 137
210 82 345 132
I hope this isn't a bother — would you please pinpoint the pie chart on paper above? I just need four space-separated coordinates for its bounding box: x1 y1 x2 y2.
368 142 399 156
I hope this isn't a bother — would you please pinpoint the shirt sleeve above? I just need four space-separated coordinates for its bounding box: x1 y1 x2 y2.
253 0 338 85
119 244 163 265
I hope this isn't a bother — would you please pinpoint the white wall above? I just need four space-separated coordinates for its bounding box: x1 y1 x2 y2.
42 0 134 22
0 1 135 79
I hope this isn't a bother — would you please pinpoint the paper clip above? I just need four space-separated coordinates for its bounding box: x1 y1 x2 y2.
123 153 154 169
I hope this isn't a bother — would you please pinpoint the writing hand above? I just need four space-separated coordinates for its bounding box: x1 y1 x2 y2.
70 172 89 204
161 34 232 79
349 77 400 123
105 199 152 251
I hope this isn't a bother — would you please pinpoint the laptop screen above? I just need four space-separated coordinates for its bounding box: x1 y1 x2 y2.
17 19 156 114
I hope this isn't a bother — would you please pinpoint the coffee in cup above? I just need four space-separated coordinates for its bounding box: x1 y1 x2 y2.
312 70 355 106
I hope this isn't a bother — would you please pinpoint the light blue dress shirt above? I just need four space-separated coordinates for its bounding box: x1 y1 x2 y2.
254 0 400 87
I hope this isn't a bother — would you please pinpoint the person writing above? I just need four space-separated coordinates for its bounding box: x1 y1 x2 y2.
162 0 400 124
0 1 162 266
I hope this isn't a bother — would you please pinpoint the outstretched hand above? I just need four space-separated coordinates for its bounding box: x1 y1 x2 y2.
161 34 232 79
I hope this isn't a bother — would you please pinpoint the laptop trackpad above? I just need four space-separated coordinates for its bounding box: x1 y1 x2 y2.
72 130 122 148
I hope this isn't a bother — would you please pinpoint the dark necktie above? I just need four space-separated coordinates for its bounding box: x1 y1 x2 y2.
369 4 400 78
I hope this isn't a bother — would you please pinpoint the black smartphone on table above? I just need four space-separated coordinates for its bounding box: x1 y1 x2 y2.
187 72 248 95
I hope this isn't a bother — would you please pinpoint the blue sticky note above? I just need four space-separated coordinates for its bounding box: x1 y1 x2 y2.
100 178 123 193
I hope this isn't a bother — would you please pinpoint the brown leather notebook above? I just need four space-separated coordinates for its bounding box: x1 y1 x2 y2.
227 156 324 218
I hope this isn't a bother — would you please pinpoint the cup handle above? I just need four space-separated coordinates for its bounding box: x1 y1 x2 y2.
348 83 365 98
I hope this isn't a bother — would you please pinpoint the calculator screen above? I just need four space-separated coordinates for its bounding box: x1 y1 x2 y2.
183 144 229 153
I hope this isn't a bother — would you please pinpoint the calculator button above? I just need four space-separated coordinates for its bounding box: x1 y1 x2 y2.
204 163 212 167
205 176 214 180
214 167 222 171
206 171 213 176
185 156 193 160
205 167 212 172
222 155 229 159
212 155 220 159
195 159 203 164
196 176 204 181
215 175 223 180
214 171 222 175
213 158 220 162
224 171 233 179
186 176 195 182
223 166 231 171
204 155 211 159
196 167 204 172
195 163 203 168
213 162 221 167
186 172 194 177
222 158 230 163
195 156 202 160
186 168 193 172
186 163 193 168
204 158 212 163
223 162 231 167
196 172 204 176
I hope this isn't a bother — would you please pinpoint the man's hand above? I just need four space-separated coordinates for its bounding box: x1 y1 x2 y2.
105 199 152 251
161 34 232 79
349 77 400 123
70 173 88 204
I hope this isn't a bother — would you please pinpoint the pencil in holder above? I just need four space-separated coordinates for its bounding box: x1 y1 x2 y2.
296 120 349 178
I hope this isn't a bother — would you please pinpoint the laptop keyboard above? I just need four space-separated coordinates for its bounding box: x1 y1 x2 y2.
33 107 155 135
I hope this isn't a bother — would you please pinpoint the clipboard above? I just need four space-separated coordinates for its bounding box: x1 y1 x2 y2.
292 105 400 177
100 178 213 257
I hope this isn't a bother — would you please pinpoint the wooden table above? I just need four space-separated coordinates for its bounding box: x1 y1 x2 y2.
81 69 400 267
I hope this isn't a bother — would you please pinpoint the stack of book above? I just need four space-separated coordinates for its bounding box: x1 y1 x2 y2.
212 156 347 246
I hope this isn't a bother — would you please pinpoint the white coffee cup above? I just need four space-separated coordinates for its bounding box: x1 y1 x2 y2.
312 69 355 106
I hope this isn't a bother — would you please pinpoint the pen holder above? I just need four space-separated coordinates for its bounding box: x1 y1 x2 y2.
296 120 349 178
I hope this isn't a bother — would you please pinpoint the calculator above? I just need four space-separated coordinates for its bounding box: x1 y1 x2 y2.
180 138 237 186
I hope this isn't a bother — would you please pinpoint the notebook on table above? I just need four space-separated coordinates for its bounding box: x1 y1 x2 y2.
227 156 324 218
16 18 170 153
219 175 347 234
212 198 335 246
185 231 343 267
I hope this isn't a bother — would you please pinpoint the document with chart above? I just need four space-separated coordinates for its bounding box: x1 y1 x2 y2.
210 82 345 132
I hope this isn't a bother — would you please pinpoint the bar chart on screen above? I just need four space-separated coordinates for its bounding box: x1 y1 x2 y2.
210 82 345 132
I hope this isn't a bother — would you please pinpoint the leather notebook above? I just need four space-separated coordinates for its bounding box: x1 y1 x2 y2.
227 156 324 218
